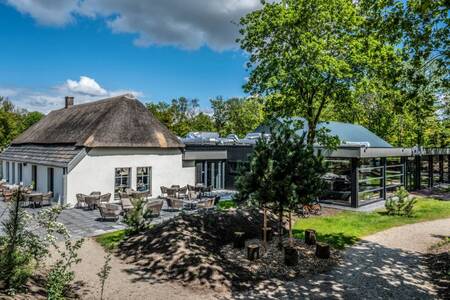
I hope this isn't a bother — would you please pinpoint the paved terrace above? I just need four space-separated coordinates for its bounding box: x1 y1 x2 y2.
0 200 182 239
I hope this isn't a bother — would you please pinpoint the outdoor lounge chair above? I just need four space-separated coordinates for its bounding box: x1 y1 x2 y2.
160 186 168 197
166 188 178 198
177 186 188 199
90 191 101 196
85 195 100 210
146 199 164 216
120 193 134 213
99 193 111 203
197 198 215 210
98 203 121 221
166 197 184 210
76 193 87 208
2 190 13 202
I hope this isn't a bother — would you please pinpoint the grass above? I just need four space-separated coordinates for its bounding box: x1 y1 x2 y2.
95 229 126 250
293 198 450 249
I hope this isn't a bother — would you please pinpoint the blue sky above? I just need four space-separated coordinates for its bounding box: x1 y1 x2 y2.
0 1 259 112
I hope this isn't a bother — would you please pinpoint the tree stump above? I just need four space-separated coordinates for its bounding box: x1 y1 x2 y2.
284 246 299 266
261 227 273 242
247 244 260 261
305 229 317 245
315 243 330 259
233 232 246 249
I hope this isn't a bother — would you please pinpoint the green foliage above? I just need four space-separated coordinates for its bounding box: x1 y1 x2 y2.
95 230 126 251
0 97 44 149
210 96 265 137
97 252 112 300
385 187 417 217
123 198 153 234
0 190 41 292
239 0 398 145
46 239 84 300
294 197 450 248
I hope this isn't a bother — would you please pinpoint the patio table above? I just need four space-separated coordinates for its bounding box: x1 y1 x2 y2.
85 195 101 210
182 199 198 210
24 192 43 208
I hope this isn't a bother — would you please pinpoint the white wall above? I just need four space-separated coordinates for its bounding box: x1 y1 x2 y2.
65 148 195 206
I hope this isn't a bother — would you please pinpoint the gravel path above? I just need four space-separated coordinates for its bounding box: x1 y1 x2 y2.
231 218 450 300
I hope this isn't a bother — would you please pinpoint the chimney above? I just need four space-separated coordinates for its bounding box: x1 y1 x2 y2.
65 96 74 108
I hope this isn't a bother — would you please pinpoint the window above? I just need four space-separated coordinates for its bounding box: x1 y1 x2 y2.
136 167 151 192
12 162 15 184
47 168 54 192
114 168 131 195
18 163 23 183
32 165 37 190
6 162 10 182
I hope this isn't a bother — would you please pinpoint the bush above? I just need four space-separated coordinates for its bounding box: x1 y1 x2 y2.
385 187 417 217
123 198 153 234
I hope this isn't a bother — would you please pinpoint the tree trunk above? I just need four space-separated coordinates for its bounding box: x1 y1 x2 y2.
263 206 267 250
288 211 293 247
315 243 330 259
278 205 283 249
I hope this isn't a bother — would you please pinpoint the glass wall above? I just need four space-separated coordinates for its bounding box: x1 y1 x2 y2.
420 157 430 189
444 156 449 182
432 156 441 184
386 157 404 196
321 158 352 205
358 158 383 203
195 160 226 189
405 157 417 191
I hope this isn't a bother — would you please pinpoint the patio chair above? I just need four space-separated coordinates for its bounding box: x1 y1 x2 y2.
171 185 180 189
41 192 53 206
188 190 199 201
166 197 184 210
146 199 164 216
85 195 100 210
178 186 188 199
98 203 121 221
76 193 87 208
3 190 13 202
30 194 44 208
99 193 111 203
90 191 101 196
120 194 134 213
187 184 196 192
166 188 178 198
160 186 168 197
197 198 215 210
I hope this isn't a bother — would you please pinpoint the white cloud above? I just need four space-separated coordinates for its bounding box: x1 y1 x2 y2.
0 76 143 113
65 76 107 96
5 0 262 51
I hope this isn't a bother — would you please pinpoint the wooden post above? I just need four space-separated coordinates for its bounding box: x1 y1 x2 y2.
233 232 245 249
315 243 330 259
247 244 260 261
305 229 317 245
261 227 273 242
263 205 267 249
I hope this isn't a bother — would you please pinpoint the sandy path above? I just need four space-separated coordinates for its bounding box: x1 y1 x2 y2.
364 218 450 253
71 239 220 300
231 218 450 299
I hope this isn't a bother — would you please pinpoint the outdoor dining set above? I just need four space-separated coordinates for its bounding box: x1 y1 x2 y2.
160 184 216 211
0 181 53 208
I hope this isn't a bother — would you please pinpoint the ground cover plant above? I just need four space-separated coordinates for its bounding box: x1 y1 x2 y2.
293 198 450 249
95 230 126 251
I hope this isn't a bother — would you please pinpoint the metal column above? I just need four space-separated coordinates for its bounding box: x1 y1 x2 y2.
350 158 359 208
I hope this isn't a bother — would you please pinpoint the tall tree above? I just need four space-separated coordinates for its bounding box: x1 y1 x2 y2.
239 0 398 145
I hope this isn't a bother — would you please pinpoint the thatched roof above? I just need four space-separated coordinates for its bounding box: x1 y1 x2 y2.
12 95 184 148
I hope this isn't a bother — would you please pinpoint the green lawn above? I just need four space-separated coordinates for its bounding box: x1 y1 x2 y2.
95 229 126 250
217 199 237 211
293 198 450 249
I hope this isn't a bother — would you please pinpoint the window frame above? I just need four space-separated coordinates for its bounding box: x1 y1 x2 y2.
136 166 152 193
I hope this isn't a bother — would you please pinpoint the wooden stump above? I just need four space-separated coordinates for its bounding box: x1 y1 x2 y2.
284 246 299 266
261 227 273 242
233 232 246 249
315 243 330 259
247 244 260 261
305 229 317 245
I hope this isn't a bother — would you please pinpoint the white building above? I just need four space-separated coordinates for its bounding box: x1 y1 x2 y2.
0 95 195 206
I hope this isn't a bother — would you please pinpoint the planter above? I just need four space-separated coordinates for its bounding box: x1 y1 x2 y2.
247 244 260 261
305 229 317 245
284 246 299 266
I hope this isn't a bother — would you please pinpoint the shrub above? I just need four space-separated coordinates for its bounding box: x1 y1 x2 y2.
385 187 417 217
123 198 153 234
